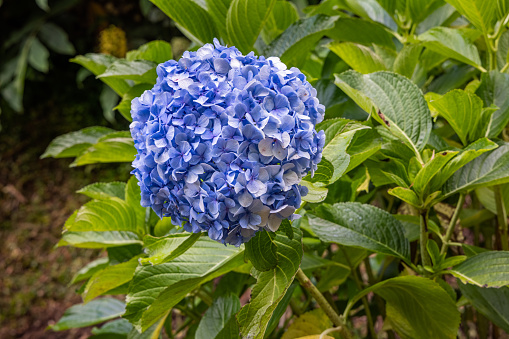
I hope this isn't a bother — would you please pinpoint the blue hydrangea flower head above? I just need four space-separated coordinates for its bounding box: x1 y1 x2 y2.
130 39 325 246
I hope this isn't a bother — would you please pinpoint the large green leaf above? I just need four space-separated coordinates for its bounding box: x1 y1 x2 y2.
196 294 241 339
125 176 148 233
28 38 49 73
244 229 278 271
41 127 114 159
237 228 303 339
418 27 484 71
72 132 135 166
126 40 172 64
444 0 497 33
84 256 140 302
431 138 498 190
449 251 509 287
139 233 201 265
429 89 495 146
262 0 299 44
442 141 509 197
328 42 387 74
205 0 233 38
49 298 125 331
262 15 338 67
348 276 460 339
326 17 395 49
150 0 218 45
124 238 243 331
476 71 509 138
77 181 126 200
459 283 509 333
98 60 157 83
308 202 410 261
71 54 130 96
226 0 276 53
335 71 432 156
60 198 143 248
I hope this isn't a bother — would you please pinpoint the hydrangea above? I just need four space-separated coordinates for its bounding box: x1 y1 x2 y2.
130 39 325 246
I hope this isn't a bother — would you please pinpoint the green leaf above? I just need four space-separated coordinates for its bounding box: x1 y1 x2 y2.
326 17 395 49
300 180 328 203
245 230 278 271
345 129 382 173
92 319 133 336
35 0 49 11
429 89 494 146
281 309 332 339
443 141 509 197
262 15 338 67
196 294 241 339
139 233 201 265
393 44 424 80
115 83 153 122
49 298 125 331
98 60 157 83
335 71 432 156
413 150 458 195
70 257 110 285
476 70 509 138
328 42 387 74
39 23 75 55
432 138 498 189
126 40 172 64
124 238 243 331
418 27 485 71
459 283 509 333
72 132 135 166
226 0 276 53
449 251 509 287
41 126 114 159
125 176 148 233
205 0 233 37
475 183 509 215
61 198 143 248
349 276 460 339
28 37 49 73
71 54 130 96
394 215 441 241
389 187 421 207
444 0 497 33
237 229 302 339
150 0 218 45
264 284 296 337
84 256 140 302
262 0 299 44
77 182 126 201
308 202 410 261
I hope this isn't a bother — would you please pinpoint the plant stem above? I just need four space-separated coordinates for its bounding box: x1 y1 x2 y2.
420 210 432 268
440 193 466 255
295 268 352 339
494 186 509 251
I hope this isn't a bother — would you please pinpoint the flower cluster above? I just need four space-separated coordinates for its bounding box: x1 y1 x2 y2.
130 39 325 246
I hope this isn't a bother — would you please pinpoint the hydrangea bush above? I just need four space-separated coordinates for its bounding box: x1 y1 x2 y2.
46 1 509 338
130 39 324 245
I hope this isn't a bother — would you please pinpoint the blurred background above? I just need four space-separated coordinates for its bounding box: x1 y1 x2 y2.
0 1 188 337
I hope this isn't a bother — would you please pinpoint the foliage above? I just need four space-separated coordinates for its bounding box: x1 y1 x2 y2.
45 0 509 338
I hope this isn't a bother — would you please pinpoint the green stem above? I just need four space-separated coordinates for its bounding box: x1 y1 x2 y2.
494 186 509 251
295 268 352 339
440 193 465 255
420 211 432 268
195 288 212 306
